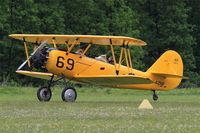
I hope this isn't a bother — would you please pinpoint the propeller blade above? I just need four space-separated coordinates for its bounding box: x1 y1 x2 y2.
17 40 48 70
30 40 48 58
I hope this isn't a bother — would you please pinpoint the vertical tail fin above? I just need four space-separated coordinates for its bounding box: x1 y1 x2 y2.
147 50 183 78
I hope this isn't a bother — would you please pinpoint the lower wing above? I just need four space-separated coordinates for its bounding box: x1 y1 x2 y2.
74 75 153 85
16 70 56 80
16 70 153 85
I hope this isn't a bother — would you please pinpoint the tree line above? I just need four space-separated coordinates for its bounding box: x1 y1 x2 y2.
0 0 199 87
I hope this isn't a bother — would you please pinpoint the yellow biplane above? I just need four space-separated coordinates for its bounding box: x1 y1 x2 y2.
9 34 183 102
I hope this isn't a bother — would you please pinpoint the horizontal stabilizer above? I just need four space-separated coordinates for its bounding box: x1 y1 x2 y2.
16 70 57 80
151 72 183 78
74 75 153 85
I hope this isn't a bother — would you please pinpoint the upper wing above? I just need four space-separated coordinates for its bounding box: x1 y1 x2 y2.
16 70 57 80
9 34 146 46
74 75 153 85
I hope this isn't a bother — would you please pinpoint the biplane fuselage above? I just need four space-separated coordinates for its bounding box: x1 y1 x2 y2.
46 49 182 91
9 34 184 102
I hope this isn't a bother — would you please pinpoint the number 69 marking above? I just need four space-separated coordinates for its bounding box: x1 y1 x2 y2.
56 56 74 70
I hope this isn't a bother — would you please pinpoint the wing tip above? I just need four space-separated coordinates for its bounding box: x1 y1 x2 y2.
9 34 21 39
9 34 14 38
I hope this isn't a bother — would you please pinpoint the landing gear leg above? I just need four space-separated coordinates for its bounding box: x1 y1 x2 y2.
37 75 54 102
152 90 158 101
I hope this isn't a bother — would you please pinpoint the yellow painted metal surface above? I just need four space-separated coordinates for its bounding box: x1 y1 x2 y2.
23 41 31 67
45 50 183 91
74 75 152 85
9 34 146 46
16 70 55 80
14 49 183 91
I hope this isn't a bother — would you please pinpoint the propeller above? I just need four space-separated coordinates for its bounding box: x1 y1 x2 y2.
17 40 49 70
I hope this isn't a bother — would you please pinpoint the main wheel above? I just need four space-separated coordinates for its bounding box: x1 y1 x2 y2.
61 87 77 102
37 87 52 101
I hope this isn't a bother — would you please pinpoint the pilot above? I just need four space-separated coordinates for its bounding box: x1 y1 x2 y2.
95 54 107 62
75 48 83 55
108 56 114 64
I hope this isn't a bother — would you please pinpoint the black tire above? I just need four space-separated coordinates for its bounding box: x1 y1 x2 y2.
37 87 52 101
61 87 77 102
153 94 158 101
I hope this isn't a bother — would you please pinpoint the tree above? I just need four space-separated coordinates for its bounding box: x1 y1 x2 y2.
186 0 200 86
0 0 199 86
0 0 41 84
130 0 196 85
96 0 144 69
35 0 65 34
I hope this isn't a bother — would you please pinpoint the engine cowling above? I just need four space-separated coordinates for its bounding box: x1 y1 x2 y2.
30 46 55 71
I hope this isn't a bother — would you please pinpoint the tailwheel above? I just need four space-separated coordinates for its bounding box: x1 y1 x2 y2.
61 87 77 102
152 90 158 101
37 87 52 101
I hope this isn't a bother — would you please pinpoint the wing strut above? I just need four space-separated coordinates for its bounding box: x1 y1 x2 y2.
124 45 130 72
109 40 134 75
52 37 57 48
117 43 134 75
110 39 118 75
66 38 79 54
65 41 69 50
82 44 91 56
23 37 31 67
118 48 123 72
123 44 133 74
127 46 133 73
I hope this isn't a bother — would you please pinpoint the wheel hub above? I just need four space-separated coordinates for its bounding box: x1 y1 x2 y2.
62 87 77 102
37 87 52 102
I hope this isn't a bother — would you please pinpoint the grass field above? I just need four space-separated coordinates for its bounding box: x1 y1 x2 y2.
0 86 200 133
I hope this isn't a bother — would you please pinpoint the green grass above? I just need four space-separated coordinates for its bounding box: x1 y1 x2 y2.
0 86 200 133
